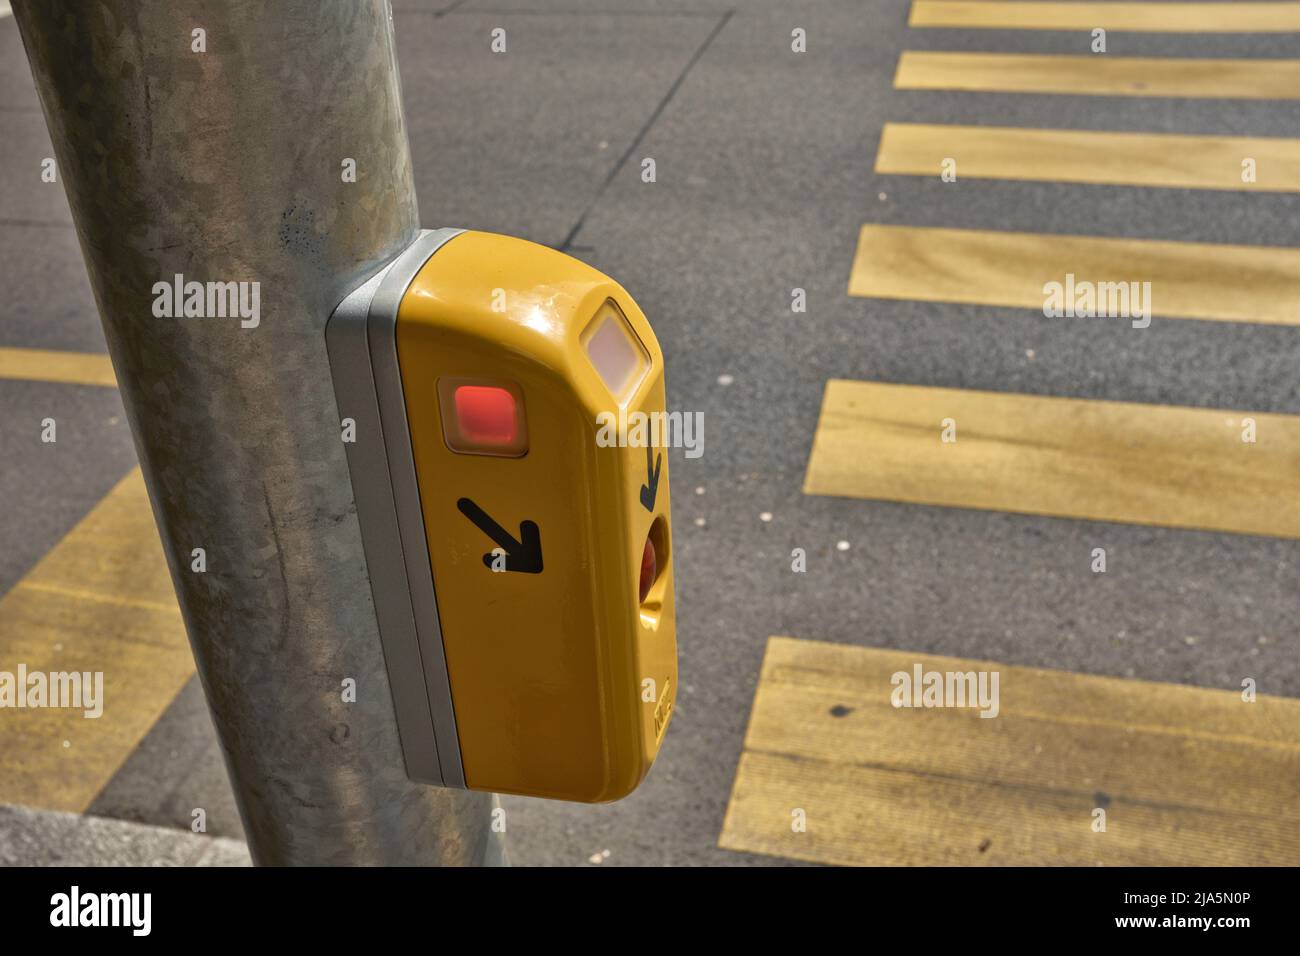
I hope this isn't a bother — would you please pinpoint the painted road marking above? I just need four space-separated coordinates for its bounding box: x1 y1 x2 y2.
719 637 1300 865
848 224 1300 326
0 468 194 812
910 1 1300 33
803 379 1300 539
876 122 1300 193
0 347 117 388
895 51 1300 100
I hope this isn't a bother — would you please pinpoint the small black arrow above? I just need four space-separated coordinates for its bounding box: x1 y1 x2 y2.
639 445 662 513
457 497 543 574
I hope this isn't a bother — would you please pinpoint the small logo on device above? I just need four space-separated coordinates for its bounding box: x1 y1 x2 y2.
654 678 674 741
50 886 151 937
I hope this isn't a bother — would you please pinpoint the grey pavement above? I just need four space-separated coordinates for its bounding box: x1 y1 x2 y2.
0 804 250 867
1 0 1298 865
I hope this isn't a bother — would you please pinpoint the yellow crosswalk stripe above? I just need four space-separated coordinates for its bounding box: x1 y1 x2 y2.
803 379 1300 539
0 347 117 388
719 637 1300 866
895 50 1300 99
848 224 1300 326
910 1 1300 32
877 122 1300 192
0 469 195 812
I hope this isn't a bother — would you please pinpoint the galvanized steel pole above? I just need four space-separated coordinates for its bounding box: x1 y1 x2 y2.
13 0 500 865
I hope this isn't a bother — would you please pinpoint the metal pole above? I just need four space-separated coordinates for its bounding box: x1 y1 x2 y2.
13 0 500 865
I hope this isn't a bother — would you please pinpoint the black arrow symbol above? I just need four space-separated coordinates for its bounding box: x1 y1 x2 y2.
639 445 662 513
457 497 543 574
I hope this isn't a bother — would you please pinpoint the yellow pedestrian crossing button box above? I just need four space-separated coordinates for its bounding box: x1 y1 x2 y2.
326 229 677 802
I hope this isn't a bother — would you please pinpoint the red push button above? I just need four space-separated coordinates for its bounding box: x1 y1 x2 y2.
639 535 657 604
455 385 517 445
437 378 528 457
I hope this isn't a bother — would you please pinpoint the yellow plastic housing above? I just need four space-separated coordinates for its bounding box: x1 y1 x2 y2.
395 230 677 802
